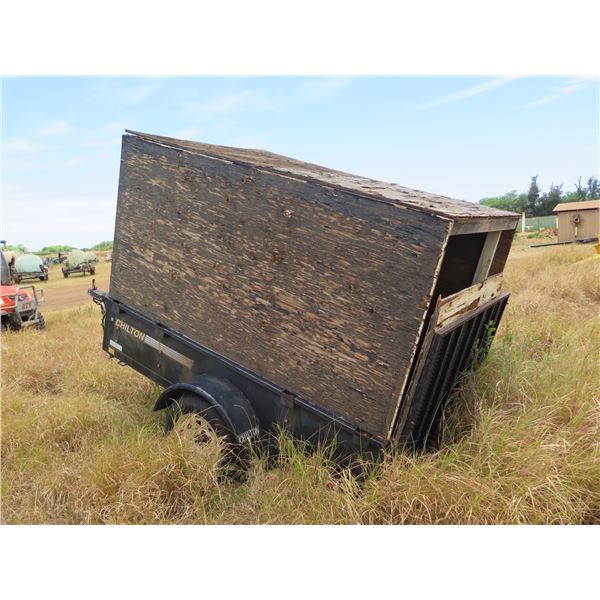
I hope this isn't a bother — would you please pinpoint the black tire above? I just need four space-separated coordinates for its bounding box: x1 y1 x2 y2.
63 271 69 278
6 315 21 332
165 392 233 443
36 313 46 331
90 267 96 275
165 392 250 475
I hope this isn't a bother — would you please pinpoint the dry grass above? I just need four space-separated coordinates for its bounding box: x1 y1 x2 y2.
2 238 599 524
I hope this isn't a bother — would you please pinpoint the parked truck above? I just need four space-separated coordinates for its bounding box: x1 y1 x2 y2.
90 131 519 455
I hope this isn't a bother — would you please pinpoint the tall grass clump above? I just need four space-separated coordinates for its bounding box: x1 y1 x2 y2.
2 240 599 524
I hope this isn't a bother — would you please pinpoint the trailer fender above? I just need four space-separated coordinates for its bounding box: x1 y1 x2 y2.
154 375 260 444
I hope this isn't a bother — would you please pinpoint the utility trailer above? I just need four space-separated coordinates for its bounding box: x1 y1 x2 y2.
13 253 48 283
91 131 519 454
62 250 96 278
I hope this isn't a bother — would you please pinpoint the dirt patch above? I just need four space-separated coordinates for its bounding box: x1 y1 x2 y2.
35 261 111 312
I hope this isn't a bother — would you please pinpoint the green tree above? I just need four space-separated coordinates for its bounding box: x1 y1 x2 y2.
92 240 114 251
38 244 73 255
539 183 563 215
586 177 599 199
2 243 28 253
527 175 540 216
574 177 587 200
479 191 528 213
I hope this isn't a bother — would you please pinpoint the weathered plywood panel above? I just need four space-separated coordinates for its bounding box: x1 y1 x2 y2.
129 131 520 224
110 135 451 440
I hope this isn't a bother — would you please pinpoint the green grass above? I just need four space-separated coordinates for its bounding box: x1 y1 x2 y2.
1 238 599 524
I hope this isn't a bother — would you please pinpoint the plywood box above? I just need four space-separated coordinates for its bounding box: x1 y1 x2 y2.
110 131 519 443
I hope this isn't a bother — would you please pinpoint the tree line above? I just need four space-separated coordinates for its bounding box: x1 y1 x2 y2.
3 241 113 254
479 176 600 217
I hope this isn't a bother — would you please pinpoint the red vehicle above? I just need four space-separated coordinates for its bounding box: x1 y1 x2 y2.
1 251 45 331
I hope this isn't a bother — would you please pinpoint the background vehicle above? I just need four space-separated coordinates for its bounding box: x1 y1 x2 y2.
91 131 518 457
62 249 96 278
13 253 49 283
1 252 45 331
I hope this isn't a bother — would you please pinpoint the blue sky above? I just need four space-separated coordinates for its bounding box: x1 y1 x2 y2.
2 76 598 250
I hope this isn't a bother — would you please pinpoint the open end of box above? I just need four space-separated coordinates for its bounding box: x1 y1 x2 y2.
434 228 514 301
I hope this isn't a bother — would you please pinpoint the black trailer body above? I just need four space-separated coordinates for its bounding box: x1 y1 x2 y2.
92 131 519 452
91 289 384 453
91 286 509 452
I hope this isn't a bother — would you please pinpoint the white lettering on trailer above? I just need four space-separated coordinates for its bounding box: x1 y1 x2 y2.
237 427 260 443
115 319 193 369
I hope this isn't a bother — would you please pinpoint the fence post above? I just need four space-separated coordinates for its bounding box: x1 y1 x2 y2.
521 212 526 233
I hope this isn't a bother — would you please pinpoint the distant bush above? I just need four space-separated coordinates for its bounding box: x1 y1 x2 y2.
38 245 73 255
92 241 113 251
3 244 28 253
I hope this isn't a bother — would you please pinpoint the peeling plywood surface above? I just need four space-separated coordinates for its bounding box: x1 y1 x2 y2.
436 273 504 331
127 131 518 223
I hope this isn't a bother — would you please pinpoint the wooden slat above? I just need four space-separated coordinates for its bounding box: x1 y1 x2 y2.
110 135 451 440
436 273 503 330
489 229 515 276
472 230 501 283
451 217 519 236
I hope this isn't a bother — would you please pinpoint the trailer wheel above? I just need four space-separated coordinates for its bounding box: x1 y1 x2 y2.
63 271 69 278
165 392 234 445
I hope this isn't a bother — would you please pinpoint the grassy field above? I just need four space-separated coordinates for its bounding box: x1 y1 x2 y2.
1 236 599 524
32 260 111 312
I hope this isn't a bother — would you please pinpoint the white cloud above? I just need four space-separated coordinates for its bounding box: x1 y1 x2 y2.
102 121 127 133
3 190 117 250
77 138 121 149
123 84 158 103
3 138 41 152
176 127 203 140
3 159 32 172
527 77 595 107
420 77 520 109
39 120 71 136
61 155 93 166
89 79 161 105
183 78 352 117
198 91 257 114
300 77 352 99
